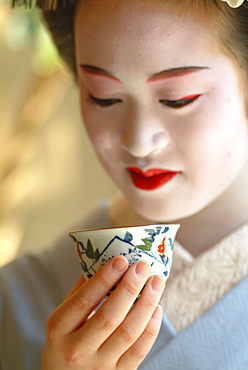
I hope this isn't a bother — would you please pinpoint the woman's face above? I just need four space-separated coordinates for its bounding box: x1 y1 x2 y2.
75 0 248 222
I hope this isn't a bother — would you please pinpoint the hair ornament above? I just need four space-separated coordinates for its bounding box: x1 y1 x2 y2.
221 0 246 7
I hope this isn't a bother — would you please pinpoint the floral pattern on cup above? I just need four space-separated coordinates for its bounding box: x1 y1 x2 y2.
69 224 180 283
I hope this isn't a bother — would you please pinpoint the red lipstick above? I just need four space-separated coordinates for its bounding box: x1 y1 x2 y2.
127 167 179 190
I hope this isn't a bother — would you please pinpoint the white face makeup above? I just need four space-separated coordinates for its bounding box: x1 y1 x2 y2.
74 0 248 222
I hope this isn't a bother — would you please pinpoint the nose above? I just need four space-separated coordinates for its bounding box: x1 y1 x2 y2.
120 104 168 158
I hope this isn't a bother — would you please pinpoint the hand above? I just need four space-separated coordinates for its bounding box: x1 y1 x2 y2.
41 256 165 370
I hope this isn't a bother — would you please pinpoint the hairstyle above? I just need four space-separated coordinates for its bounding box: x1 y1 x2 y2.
41 0 248 79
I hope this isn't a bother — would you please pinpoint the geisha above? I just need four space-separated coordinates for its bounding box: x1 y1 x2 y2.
1 0 248 369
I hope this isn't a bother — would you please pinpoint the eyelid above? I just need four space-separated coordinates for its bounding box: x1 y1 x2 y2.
177 94 200 100
88 94 122 107
159 94 201 109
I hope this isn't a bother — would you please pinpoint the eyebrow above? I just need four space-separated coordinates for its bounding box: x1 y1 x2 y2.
148 66 209 82
80 65 120 81
80 64 209 82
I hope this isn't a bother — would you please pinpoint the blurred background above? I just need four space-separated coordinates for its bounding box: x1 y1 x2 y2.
0 0 117 267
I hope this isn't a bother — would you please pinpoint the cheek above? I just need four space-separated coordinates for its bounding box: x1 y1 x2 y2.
80 100 119 159
184 108 248 186
171 100 247 171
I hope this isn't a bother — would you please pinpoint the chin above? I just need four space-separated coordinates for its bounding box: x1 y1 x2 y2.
124 194 181 223
126 190 210 223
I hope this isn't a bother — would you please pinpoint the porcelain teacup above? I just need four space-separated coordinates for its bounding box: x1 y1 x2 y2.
69 224 180 283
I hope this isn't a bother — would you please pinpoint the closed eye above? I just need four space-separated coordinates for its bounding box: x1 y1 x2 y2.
88 94 122 107
159 94 201 109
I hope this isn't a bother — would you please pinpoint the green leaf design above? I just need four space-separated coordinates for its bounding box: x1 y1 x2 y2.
84 239 100 262
135 238 152 251
86 239 95 258
135 244 150 251
93 248 100 261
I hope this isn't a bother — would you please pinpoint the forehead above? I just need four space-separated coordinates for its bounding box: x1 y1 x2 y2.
74 0 220 73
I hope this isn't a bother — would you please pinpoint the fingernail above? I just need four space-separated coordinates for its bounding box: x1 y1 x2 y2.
135 261 150 278
152 305 163 319
111 256 127 273
151 276 165 292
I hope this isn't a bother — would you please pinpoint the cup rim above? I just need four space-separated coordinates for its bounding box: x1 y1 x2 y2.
68 223 180 235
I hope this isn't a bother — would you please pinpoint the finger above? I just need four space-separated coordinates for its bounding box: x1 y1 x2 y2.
47 255 128 335
119 305 163 369
74 260 151 351
100 275 165 359
64 274 86 300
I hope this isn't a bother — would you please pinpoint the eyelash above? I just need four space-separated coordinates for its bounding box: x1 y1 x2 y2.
159 94 200 109
88 95 122 107
88 94 200 109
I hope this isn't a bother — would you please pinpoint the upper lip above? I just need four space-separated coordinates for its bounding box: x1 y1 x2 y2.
127 167 179 177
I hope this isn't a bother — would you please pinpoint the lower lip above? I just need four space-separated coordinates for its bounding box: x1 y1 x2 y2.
127 168 179 190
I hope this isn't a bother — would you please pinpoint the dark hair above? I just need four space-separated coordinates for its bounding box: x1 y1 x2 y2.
41 0 248 79
42 2 76 76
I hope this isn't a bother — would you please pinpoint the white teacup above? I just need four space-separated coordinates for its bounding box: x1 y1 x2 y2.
69 224 180 282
